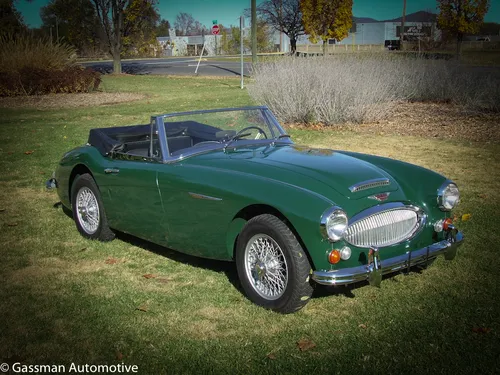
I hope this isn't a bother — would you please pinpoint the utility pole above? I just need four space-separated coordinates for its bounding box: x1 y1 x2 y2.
251 0 257 65
279 0 283 52
240 16 244 89
400 0 406 48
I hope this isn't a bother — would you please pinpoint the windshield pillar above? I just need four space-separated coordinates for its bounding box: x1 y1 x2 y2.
152 116 169 162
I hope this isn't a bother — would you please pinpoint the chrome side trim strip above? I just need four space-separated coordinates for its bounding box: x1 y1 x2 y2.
349 178 390 193
312 231 464 286
188 192 223 201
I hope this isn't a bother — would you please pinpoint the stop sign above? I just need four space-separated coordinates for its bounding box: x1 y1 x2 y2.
211 25 220 35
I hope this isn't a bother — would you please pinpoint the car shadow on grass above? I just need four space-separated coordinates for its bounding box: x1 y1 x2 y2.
113 231 369 301
56 200 399 302
115 230 241 287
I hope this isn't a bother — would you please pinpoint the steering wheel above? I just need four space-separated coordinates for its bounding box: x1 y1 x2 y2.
235 126 268 139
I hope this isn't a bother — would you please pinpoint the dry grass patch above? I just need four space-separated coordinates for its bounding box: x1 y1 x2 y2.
6 258 113 286
286 102 500 143
0 92 146 109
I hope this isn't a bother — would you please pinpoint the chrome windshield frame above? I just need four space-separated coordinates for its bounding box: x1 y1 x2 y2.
151 106 292 164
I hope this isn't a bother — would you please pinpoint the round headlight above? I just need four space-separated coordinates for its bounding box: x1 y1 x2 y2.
437 181 460 211
321 207 348 241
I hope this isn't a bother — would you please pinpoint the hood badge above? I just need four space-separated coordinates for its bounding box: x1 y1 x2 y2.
368 192 391 202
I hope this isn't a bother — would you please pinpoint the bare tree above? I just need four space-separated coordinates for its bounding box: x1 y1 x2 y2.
174 12 206 36
91 0 127 74
256 0 304 54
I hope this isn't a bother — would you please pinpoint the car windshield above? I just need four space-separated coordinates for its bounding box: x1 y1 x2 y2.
161 107 288 157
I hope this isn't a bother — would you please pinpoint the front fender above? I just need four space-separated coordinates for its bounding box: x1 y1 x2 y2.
194 166 340 269
55 146 110 208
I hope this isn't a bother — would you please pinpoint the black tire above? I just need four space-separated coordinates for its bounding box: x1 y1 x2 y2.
71 173 115 242
235 214 313 314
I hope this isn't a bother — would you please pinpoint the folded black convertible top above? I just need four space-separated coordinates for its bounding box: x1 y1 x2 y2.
88 124 150 156
88 121 223 156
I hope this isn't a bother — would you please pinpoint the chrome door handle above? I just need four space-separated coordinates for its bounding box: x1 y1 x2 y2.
104 168 120 174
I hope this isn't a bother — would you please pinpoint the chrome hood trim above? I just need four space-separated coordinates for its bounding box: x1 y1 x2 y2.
349 178 390 193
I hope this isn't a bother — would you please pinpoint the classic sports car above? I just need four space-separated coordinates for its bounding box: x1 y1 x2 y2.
49 106 464 313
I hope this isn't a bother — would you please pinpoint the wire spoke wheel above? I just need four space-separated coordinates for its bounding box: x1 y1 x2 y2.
244 234 288 300
71 173 114 242
76 186 100 235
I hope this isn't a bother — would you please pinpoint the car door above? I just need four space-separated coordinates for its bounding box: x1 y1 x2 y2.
101 156 165 244
156 161 237 259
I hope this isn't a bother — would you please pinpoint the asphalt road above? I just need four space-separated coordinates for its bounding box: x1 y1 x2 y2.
81 56 500 81
82 57 252 77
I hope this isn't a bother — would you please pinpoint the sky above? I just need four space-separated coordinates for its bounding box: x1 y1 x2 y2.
16 0 500 29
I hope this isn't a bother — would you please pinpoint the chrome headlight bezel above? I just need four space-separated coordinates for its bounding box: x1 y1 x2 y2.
320 206 348 242
437 180 460 211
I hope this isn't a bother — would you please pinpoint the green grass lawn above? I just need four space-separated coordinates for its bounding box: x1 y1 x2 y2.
0 75 499 374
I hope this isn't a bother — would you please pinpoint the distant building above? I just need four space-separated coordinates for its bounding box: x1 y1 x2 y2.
297 11 440 47
341 21 440 45
157 11 445 56
157 26 290 56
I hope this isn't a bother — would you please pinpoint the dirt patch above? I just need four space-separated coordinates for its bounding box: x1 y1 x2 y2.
0 92 146 109
287 102 500 143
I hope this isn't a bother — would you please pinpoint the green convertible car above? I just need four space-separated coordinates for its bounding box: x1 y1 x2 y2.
50 106 464 313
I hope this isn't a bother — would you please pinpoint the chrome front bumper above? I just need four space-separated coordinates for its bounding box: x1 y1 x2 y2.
312 230 464 287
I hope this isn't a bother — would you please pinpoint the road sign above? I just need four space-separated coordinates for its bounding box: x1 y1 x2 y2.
211 25 220 35
212 20 217 25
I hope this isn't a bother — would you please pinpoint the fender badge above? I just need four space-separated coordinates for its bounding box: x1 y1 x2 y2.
368 192 391 202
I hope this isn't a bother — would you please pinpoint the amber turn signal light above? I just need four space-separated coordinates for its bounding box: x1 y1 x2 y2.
443 218 453 231
328 250 341 264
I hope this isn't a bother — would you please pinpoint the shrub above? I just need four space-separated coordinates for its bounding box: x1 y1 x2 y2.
0 33 76 73
0 66 101 97
248 54 499 125
0 34 101 96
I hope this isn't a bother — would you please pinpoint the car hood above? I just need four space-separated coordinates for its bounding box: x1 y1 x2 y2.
190 144 400 201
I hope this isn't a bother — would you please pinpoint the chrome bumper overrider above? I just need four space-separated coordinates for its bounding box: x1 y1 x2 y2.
312 230 464 287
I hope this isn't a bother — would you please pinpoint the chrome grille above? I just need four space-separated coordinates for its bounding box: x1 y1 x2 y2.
345 208 420 248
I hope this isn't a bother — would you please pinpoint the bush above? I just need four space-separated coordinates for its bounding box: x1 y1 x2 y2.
0 33 76 73
0 34 101 96
248 54 499 125
0 66 101 96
